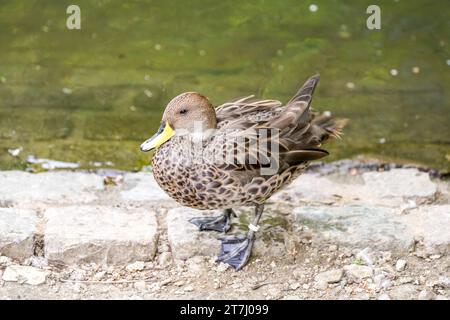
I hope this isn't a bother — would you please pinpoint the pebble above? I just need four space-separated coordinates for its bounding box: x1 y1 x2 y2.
289 282 301 290
344 265 373 282
126 261 145 272
184 285 194 292
315 269 344 284
158 252 172 267
418 289 436 300
314 280 328 290
93 271 106 281
395 259 407 272
378 293 391 300
216 262 229 273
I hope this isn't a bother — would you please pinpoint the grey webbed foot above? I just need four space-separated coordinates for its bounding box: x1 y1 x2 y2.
217 234 255 271
189 209 235 233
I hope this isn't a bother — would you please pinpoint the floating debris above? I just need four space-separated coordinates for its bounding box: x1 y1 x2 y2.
35 65 41 71
446 59 450 66
309 4 318 12
8 147 23 157
144 89 153 98
0 76 6 83
379 138 386 144
129 105 137 112
41 25 49 33
62 87 73 95
144 74 150 81
412 66 420 74
323 111 332 117
346 82 355 90
199 50 206 56
390 69 399 76
154 44 162 51
27 155 79 170
400 200 417 213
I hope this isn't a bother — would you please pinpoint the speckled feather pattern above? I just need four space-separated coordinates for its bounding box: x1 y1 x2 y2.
151 75 345 210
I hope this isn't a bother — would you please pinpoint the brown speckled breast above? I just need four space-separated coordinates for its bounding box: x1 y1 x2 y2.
151 136 309 210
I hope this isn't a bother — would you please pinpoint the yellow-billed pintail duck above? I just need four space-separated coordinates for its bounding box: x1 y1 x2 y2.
141 75 346 270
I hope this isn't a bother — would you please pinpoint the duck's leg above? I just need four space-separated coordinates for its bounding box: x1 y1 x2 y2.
217 204 264 271
189 208 236 233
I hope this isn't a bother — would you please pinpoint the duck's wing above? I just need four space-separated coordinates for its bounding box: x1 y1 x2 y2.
212 75 346 173
215 96 283 130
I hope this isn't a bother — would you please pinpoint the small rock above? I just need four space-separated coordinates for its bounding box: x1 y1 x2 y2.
184 285 194 292
315 269 344 284
126 261 145 272
399 276 414 284
418 289 436 300
395 259 407 272
93 271 106 281
389 284 418 300
158 252 172 267
174 280 185 287
378 293 391 300
216 262 229 273
314 280 328 290
2 265 49 285
344 265 373 282
289 283 301 290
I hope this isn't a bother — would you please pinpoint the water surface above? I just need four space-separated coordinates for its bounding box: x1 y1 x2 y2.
0 0 449 171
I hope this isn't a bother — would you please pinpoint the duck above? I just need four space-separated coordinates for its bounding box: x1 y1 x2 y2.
140 74 346 270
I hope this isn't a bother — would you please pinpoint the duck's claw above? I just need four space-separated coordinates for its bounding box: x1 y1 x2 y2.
217 235 255 271
189 214 232 233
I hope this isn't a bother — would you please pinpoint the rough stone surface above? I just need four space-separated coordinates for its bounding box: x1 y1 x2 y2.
404 205 450 254
120 172 173 203
294 205 414 251
0 171 103 205
343 265 373 281
389 284 419 300
44 206 158 265
166 208 222 260
395 259 407 272
166 207 288 261
362 169 437 199
2 265 49 285
315 269 344 284
0 208 37 260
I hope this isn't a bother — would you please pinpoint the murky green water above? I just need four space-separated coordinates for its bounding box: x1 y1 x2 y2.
0 0 449 171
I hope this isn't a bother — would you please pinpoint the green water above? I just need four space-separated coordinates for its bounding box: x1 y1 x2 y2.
0 0 449 171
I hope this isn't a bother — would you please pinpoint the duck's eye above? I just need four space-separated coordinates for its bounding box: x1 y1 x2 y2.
179 109 188 115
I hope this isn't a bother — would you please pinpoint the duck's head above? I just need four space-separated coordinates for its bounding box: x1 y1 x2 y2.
140 92 217 152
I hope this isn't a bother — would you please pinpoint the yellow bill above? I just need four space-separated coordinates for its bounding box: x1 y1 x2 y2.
140 122 175 152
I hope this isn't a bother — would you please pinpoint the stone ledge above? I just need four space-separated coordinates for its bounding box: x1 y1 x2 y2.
44 205 158 265
0 208 38 260
0 171 104 205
